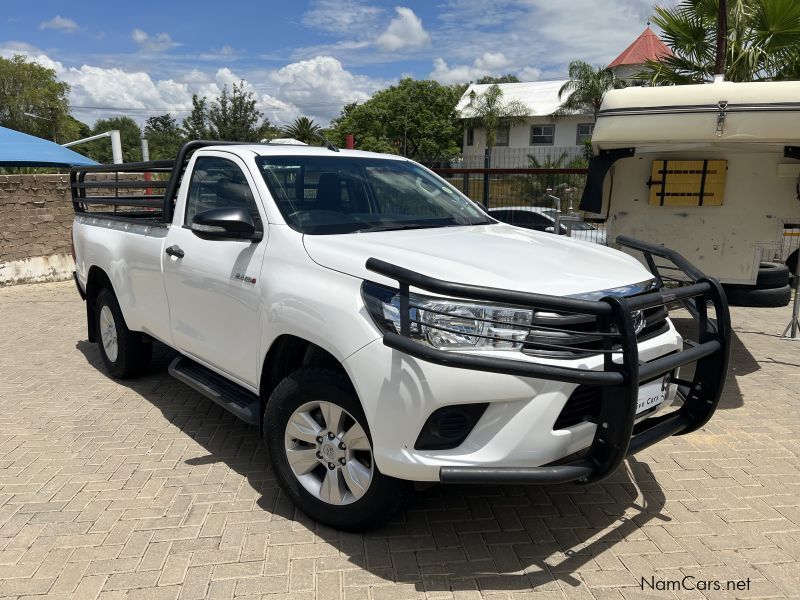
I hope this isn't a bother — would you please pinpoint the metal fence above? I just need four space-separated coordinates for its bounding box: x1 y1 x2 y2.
453 146 590 169
434 164 608 245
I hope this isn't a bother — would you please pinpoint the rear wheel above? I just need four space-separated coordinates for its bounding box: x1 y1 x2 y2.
264 367 409 531
95 288 152 378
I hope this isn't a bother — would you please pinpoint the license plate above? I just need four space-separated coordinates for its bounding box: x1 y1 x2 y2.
636 374 671 415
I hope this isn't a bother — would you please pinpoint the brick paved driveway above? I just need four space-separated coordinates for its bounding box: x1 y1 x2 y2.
1 281 798 599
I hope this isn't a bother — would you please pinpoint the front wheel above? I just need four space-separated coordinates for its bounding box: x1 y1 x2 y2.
264 368 409 531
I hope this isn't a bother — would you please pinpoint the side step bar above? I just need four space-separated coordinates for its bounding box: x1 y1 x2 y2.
168 356 260 425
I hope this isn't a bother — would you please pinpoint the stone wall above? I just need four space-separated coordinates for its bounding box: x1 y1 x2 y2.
0 174 75 285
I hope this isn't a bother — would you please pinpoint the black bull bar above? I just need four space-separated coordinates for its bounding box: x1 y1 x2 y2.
365 236 731 485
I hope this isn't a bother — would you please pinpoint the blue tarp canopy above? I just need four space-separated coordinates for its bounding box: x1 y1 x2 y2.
0 126 97 168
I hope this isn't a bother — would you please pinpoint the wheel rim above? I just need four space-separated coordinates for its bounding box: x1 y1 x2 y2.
99 305 118 362
283 400 374 506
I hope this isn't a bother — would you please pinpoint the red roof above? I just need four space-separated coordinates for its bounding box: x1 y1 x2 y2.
609 26 673 68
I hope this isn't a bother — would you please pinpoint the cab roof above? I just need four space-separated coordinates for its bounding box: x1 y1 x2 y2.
203 144 409 162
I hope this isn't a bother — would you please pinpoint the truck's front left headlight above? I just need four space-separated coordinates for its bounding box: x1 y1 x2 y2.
362 281 533 350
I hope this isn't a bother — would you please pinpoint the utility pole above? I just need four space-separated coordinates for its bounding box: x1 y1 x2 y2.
713 0 727 83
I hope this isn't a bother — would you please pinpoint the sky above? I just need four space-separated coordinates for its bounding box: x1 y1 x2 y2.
0 0 674 128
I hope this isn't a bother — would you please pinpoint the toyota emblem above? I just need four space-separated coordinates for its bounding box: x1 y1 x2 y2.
632 310 646 335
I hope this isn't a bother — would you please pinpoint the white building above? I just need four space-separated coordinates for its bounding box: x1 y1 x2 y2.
456 26 674 168
456 80 593 168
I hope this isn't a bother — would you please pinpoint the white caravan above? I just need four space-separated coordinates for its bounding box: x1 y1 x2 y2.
581 81 800 306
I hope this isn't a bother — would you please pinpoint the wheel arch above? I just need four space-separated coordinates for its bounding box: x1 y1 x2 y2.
259 334 354 427
85 265 113 343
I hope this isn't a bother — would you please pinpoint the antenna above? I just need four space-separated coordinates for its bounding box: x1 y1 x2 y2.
315 132 340 152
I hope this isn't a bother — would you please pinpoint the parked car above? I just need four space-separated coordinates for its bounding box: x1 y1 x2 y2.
70 141 731 530
489 206 607 244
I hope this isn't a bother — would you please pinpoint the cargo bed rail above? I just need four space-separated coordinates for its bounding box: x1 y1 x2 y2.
70 140 248 223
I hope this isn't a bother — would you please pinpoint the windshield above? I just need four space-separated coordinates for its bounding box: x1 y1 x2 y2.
256 155 493 235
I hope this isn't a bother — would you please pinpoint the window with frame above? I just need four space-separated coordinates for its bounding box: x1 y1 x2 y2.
466 127 475 146
494 126 510 147
185 156 262 230
576 123 594 145
530 124 555 145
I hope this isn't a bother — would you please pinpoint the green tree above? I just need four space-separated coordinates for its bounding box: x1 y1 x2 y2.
0 54 72 142
85 116 142 163
476 74 521 84
182 95 210 140
329 78 464 164
556 61 625 121
144 114 184 160
461 83 529 150
281 116 322 144
638 0 800 83
208 81 272 141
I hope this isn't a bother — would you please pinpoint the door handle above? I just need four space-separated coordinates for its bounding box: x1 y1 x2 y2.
165 245 184 259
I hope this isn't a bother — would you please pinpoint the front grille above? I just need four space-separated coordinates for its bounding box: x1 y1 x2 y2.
522 305 669 359
553 385 602 429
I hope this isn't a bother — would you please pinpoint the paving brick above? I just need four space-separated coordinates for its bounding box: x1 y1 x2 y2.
2 282 800 600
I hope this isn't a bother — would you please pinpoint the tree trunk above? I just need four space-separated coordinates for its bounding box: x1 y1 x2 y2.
714 0 728 80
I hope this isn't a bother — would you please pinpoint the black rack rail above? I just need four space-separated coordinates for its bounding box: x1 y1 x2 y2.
70 140 249 223
365 236 731 485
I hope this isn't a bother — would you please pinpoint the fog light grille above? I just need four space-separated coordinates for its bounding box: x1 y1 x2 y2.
415 404 488 450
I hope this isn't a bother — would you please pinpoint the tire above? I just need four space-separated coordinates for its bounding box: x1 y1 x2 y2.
95 288 152 378
723 283 792 308
755 261 790 289
264 367 409 531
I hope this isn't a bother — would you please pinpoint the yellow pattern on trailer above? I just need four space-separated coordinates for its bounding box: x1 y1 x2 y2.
648 160 727 207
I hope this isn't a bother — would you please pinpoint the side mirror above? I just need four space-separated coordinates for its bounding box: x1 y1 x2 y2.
190 207 259 241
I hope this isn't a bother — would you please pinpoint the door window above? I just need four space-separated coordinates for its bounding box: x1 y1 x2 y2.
185 157 262 229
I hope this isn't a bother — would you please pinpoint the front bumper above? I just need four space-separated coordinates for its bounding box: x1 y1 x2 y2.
355 236 731 484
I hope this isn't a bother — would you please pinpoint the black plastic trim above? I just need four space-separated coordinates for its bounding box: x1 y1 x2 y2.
73 271 86 300
579 148 635 213
169 355 260 425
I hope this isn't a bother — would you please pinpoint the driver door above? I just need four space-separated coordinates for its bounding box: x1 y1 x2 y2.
162 154 267 389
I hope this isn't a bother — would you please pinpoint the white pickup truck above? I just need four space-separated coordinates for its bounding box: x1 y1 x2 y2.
71 141 731 530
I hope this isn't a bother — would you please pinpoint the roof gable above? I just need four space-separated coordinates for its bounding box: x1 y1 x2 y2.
609 26 673 68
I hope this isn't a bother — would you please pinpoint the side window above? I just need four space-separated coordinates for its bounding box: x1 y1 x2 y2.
576 123 595 145
185 157 262 230
530 124 555 145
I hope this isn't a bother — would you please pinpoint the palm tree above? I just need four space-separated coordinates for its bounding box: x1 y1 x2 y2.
556 61 625 121
281 116 322 144
637 0 800 84
461 84 529 150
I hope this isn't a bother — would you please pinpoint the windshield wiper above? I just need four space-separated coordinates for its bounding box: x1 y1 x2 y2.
355 223 450 233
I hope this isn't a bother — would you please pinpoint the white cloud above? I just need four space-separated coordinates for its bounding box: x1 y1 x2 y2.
296 5 429 62
429 52 512 84
375 7 430 52
303 0 382 35
518 66 542 81
265 56 380 123
39 15 78 33
0 42 379 127
131 28 180 53
0 41 63 71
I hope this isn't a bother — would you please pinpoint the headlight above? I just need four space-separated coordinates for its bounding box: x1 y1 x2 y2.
362 281 533 350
